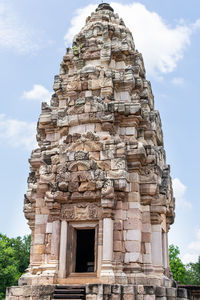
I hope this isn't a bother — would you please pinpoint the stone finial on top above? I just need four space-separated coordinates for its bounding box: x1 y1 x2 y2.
96 3 114 12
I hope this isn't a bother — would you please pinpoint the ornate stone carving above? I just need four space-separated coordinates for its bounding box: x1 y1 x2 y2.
62 203 100 220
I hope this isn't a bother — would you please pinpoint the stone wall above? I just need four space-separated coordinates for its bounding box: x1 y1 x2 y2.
6 284 190 300
86 285 189 300
6 285 55 300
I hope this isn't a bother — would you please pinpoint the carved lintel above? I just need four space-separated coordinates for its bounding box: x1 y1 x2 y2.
61 203 101 221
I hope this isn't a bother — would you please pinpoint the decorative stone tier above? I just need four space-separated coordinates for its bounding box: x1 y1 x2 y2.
6 284 190 300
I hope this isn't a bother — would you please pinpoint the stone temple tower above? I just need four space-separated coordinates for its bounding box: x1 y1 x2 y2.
7 3 189 300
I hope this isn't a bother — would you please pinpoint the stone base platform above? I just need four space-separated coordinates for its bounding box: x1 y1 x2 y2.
6 284 189 300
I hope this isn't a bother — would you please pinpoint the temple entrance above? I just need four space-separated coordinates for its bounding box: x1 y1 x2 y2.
75 229 95 273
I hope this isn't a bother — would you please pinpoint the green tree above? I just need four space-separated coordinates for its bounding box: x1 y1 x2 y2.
186 256 200 285
0 234 31 300
169 244 187 284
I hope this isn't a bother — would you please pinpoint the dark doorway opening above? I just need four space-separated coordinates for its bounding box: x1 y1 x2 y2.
75 229 95 273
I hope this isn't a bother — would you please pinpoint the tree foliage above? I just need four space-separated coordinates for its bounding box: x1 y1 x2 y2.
186 256 200 285
169 244 187 284
0 234 30 300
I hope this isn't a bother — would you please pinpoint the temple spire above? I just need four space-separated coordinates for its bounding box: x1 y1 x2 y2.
96 2 114 12
6 3 182 300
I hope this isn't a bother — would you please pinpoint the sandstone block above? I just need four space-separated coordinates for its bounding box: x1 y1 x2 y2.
142 232 151 243
127 208 141 219
126 127 136 135
166 288 177 297
86 295 97 300
103 285 112 294
34 234 44 245
125 241 140 252
68 182 79 192
35 214 48 225
144 286 156 295
115 209 126 220
142 212 150 224
129 202 140 209
89 152 100 160
131 182 139 192
155 287 166 297
128 192 140 202
144 295 155 300
78 181 96 192
10 287 24 296
142 224 151 232
111 285 121 294
123 294 134 300
129 172 139 182
107 170 126 179
143 254 151 263
86 284 99 295
114 230 123 241
126 230 141 241
137 285 145 295
124 219 141 230
96 160 111 170
84 141 103 152
114 241 123 252
111 295 121 300
33 244 45 255
177 289 188 298
125 252 140 263
111 158 126 170
122 285 134 294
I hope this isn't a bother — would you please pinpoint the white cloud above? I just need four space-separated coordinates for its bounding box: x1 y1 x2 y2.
171 77 184 86
64 2 200 78
0 114 37 150
196 228 200 240
64 4 96 44
189 241 200 251
182 229 200 264
0 0 40 53
172 178 192 208
182 253 198 264
22 84 52 103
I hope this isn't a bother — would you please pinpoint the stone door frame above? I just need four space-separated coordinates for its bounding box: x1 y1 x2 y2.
59 221 99 278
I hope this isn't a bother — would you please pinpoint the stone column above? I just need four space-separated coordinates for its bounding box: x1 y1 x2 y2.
51 220 60 261
151 223 163 274
162 231 168 270
141 205 153 274
58 220 68 278
164 222 171 277
100 217 115 283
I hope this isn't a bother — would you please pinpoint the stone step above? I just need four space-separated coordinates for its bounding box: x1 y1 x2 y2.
53 285 85 300
53 295 84 299
54 289 84 294
56 286 85 289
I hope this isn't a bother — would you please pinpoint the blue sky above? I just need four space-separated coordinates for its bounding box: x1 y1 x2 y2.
0 0 200 264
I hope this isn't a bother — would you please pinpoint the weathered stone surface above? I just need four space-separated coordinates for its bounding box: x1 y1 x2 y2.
7 3 178 299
